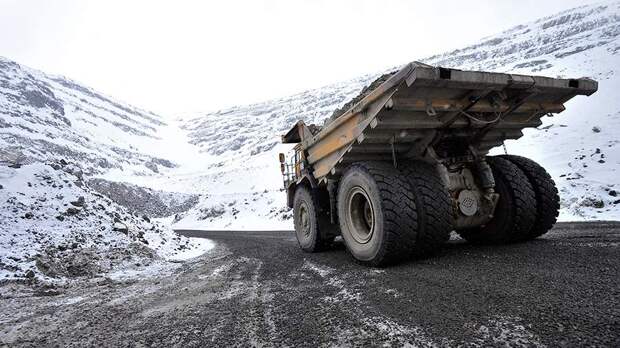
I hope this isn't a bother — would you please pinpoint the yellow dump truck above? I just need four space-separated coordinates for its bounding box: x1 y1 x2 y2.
280 62 597 266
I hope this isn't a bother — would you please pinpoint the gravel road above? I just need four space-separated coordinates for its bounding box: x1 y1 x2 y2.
1 222 619 347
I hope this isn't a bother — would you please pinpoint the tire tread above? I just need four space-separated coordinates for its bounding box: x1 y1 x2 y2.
458 157 537 244
400 162 454 256
339 161 418 266
499 155 560 240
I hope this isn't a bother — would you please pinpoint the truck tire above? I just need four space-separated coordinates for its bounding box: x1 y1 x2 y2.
293 186 334 252
400 161 454 256
337 161 417 266
499 155 560 240
457 157 536 244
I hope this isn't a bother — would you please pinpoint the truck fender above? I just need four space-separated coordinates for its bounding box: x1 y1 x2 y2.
286 174 315 208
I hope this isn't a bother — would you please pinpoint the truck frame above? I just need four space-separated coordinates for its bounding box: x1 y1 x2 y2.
279 62 597 266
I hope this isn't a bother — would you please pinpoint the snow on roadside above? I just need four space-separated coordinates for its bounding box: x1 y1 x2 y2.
170 190 292 231
0 161 213 282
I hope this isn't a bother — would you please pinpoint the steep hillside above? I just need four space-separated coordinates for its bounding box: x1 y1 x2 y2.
171 0 620 228
0 56 179 176
0 58 213 281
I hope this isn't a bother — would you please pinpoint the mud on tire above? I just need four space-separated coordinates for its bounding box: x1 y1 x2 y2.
400 161 454 257
457 156 537 244
337 161 417 266
499 154 560 240
293 186 334 252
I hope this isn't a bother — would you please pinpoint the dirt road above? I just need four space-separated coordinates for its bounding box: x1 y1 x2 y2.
1 222 619 347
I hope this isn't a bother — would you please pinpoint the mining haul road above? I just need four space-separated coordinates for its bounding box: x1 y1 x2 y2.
1 222 619 347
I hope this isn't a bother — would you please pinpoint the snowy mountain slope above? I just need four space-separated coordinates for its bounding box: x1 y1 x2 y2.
0 58 216 281
171 0 620 229
425 2 620 71
0 56 181 176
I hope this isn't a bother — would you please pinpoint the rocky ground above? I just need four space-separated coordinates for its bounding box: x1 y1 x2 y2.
0 160 211 281
1 222 618 347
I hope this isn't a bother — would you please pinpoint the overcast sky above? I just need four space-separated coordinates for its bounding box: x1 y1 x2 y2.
0 0 600 115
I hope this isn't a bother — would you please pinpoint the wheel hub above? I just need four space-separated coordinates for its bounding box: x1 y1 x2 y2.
347 187 375 244
457 189 479 217
299 202 310 237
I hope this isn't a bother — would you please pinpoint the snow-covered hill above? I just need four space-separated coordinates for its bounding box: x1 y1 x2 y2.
1 1 619 280
172 0 620 227
0 57 216 281
0 160 212 281
0 56 189 179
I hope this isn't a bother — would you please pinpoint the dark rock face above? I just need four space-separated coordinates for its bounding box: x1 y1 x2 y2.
22 89 64 114
35 243 158 278
66 207 80 216
70 196 85 207
150 158 175 169
88 178 199 218
145 161 159 173
0 61 65 120
113 223 129 234
198 205 226 220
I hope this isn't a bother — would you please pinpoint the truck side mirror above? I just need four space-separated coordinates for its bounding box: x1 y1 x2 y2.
280 163 286 173
278 153 285 163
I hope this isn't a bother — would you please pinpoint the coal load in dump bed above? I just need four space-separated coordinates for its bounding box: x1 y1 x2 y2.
324 70 398 126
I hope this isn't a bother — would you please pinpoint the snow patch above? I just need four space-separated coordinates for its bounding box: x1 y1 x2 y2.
0 162 213 281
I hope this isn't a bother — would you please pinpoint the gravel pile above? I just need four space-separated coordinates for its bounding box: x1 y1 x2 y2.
88 178 199 218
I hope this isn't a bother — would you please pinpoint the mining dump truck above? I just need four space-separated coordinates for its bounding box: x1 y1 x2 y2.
279 62 597 266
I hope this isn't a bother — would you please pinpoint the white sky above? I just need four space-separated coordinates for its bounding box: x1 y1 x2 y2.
0 0 600 116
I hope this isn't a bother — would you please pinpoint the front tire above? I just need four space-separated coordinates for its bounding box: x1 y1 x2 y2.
293 186 333 252
337 161 417 267
458 157 537 244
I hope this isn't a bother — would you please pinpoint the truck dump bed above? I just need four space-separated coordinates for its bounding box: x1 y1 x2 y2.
283 62 597 184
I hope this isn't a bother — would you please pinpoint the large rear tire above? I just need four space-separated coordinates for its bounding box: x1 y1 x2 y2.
457 157 536 244
499 155 560 240
400 161 454 257
337 162 417 266
293 186 334 252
